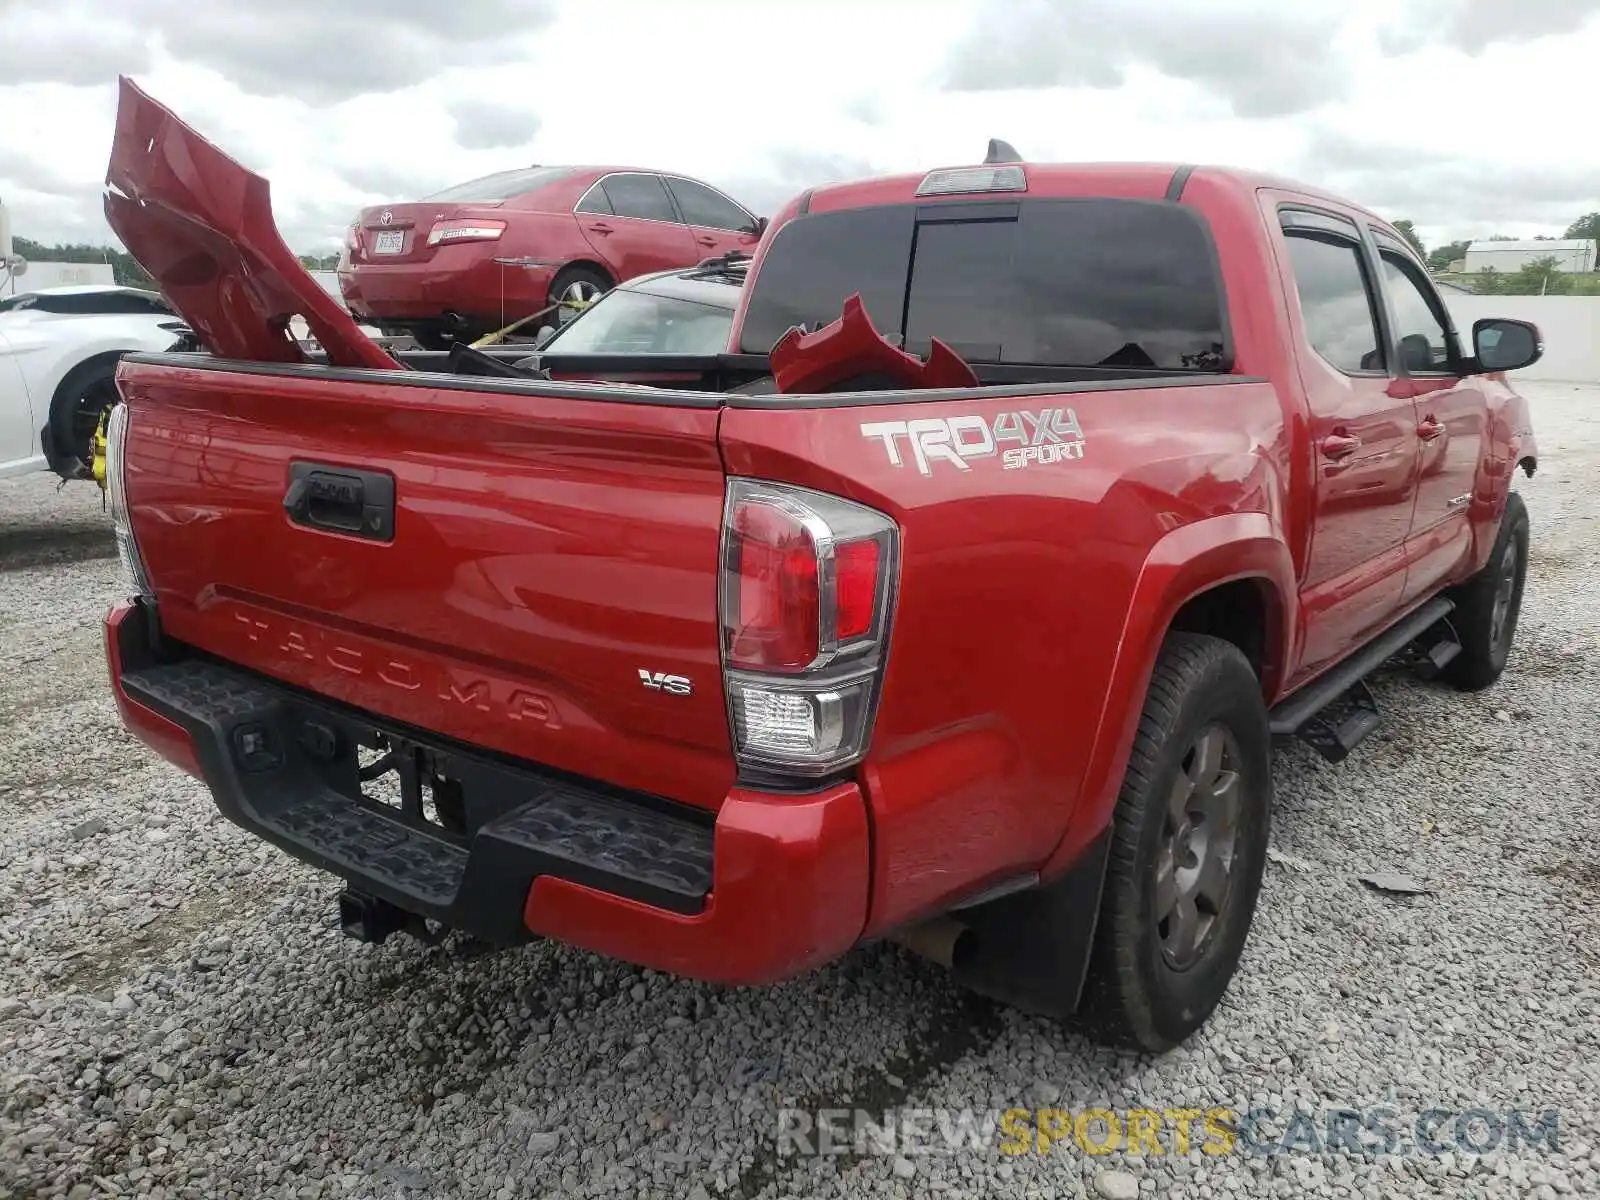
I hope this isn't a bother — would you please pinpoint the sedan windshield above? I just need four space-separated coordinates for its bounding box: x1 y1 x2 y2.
543 289 734 354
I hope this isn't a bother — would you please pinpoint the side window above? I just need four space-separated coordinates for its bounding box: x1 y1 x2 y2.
1282 231 1385 374
574 184 612 216
666 178 752 232
1379 252 1454 374
599 174 679 223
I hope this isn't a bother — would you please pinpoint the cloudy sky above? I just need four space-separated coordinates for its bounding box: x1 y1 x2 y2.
2 0 1598 255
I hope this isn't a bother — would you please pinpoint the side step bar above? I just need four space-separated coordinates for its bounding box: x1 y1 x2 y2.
1269 597 1459 763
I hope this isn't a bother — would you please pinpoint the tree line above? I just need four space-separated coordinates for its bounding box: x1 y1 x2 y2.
10 237 340 288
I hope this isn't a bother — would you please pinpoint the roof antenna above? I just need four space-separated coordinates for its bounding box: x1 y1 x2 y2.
984 138 1023 164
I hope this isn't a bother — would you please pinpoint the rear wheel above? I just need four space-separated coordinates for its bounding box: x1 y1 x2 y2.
548 265 612 327
49 355 123 475
1442 491 1529 691
1075 633 1272 1052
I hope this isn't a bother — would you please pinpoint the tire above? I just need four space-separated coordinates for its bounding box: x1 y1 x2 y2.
547 265 612 327
1441 491 1529 692
1076 633 1273 1052
49 355 124 474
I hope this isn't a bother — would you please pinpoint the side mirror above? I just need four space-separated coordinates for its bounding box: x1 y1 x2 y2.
1472 318 1542 374
748 216 769 238
533 324 556 349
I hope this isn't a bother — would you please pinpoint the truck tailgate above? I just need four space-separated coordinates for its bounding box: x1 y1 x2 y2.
115 359 735 810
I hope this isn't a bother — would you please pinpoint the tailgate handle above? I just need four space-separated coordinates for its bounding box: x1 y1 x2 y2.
284 463 396 541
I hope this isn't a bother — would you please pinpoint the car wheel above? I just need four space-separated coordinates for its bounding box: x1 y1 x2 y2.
1441 491 1529 692
1075 633 1272 1052
548 266 612 326
49 355 124 475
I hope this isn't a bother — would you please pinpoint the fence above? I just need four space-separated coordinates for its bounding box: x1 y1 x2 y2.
1443 295 1600 383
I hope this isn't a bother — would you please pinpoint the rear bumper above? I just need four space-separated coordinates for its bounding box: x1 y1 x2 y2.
105 601 870 985
339 256 560 326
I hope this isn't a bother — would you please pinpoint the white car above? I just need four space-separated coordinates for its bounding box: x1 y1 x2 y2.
0 284 190 480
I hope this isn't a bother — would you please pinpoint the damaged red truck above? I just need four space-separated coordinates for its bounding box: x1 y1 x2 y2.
101 80 1540 1052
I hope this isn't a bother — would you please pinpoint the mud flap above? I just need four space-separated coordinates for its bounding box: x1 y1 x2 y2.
947 827 1113 1020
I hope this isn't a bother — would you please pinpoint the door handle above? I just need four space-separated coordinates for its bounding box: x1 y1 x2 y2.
1320 432 1362 461
695 235 718 246
586 222 613 235
1418 416 1445 441
284 463 395 541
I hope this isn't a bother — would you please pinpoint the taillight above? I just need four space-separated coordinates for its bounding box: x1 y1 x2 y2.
105 403 153 601
343 222 360 253
426 219 506 247
720 479 898 778
727 499 821 671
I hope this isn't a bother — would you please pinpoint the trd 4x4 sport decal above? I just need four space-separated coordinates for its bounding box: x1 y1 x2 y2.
859 408 1086 476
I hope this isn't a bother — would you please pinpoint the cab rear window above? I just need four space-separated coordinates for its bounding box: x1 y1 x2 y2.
738 198 1229 371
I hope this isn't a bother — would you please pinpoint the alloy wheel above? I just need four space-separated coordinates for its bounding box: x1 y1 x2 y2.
555 279 602 324
1156 724 1243 970
1490 538 1519 649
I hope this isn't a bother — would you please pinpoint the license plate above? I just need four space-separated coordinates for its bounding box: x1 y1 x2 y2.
373 230 404 255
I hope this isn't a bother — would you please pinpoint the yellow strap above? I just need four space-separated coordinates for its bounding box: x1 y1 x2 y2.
471 296 595 348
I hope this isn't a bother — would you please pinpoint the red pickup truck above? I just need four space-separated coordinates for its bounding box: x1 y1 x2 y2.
101 80 1540 1052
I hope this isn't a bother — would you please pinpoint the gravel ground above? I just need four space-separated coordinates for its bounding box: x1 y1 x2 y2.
1 382 1598 1200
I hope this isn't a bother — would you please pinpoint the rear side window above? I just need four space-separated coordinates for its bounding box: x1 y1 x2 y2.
666 178 753 232
1282 232 1385 374
601 174 679 223
425 167 574 203
574 185 613 216
738 198 1228 369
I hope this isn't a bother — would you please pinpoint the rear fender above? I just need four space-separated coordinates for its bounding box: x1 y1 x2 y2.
1039 511 1294 878
1468 387 1538 570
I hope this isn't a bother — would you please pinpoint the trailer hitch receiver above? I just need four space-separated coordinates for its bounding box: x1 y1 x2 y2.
338 888 435 945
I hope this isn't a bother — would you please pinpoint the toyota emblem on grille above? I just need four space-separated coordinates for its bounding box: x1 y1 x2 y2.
379 210 393 225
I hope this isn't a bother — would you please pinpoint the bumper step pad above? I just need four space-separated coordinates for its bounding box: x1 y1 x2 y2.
121 658 714 942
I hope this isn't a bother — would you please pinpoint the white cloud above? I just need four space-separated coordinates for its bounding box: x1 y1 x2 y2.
1 0 1597 258
944 0 1354 118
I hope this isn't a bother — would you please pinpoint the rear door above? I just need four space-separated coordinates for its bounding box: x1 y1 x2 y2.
1369 230 1486 605
0 326 37 471
575 174 699 281
663 176 761 259
1273 204 1420 677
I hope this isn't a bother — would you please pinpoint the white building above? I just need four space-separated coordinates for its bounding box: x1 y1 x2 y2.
1462 239 1595 274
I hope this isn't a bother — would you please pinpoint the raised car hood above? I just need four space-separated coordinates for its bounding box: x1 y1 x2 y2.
103 75 396 370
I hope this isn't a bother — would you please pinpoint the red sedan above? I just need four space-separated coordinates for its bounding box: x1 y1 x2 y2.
337 166 766 348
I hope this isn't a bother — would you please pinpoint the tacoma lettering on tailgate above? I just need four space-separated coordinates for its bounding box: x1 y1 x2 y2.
860 408 1085 475
231 608 562 728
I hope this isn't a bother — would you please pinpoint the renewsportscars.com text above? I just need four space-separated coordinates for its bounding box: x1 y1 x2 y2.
775 1105 1563 1159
